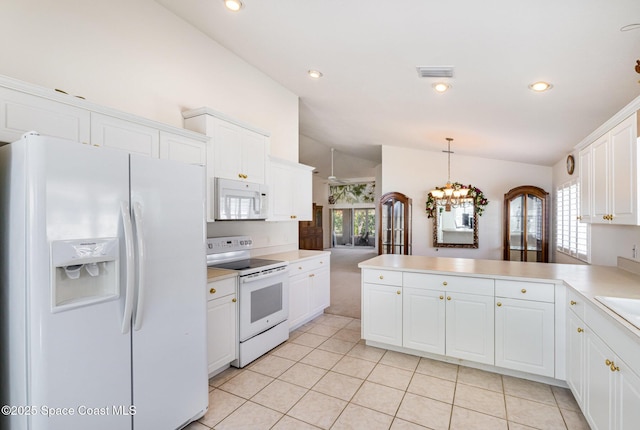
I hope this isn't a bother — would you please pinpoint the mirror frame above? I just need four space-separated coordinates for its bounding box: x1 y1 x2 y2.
432 205 479 248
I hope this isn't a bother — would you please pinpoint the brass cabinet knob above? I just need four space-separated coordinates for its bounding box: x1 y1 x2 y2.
298 266 303 270
606 359 613 366
439 295 444 300
443 281 448 286
447 296 452 301
232 298 237 303
577 327 584 333
570 300 577 306
209 288 216 294
379 275 384 280
497 302 502 307
611 363 620 372
396 290 401 295
309 273 315 278
521 289 527 294
238 173 243 179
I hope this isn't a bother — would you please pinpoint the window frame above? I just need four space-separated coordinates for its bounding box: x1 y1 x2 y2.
556 179 590 263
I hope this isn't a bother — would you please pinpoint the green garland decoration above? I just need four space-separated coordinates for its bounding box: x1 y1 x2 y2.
425 182 489 218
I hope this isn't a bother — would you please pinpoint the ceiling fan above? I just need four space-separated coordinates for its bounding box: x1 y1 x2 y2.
327 148 349 184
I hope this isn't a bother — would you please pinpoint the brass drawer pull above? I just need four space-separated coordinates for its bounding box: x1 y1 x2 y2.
379 275 384 280
447 296 451 301
232 298 237 303
442 281 448 286
439 295 444 300
396 290 401 295
521 289 527 294
570 300 577 305
209 288 216 294
497 302 502 307
577 327 584 333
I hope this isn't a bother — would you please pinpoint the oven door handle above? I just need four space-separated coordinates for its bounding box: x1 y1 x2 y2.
240 268 288 283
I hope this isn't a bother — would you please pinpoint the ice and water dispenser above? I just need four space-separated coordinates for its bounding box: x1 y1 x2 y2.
51 238 119 311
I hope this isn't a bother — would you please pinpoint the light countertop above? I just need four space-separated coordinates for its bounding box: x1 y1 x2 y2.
262 249 331 264
207 268 238 282
359 254 640 336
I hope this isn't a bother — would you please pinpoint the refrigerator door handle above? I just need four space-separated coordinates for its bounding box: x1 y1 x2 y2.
132 202 146 331
121 202 135 334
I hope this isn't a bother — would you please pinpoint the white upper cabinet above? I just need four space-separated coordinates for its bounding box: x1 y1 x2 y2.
579 112 639 225
183 108 269 184
91 113 159 157
268 157 314 221
159 131 206 165
0 87 90 144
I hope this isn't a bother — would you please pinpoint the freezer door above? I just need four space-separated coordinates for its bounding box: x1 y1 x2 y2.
18 136 133 430
129 155 208 429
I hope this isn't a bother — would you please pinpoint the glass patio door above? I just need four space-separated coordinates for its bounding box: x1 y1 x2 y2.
331 208 375 247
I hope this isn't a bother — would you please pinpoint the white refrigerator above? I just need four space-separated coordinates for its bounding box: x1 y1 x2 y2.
0 133 208 430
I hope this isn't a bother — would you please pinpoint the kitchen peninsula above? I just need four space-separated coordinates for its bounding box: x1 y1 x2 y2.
359 254 640 430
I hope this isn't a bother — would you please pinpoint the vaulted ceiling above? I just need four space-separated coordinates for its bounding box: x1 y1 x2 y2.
157 0 640 178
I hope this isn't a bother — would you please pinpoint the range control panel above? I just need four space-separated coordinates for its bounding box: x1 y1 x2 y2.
206 236 253 254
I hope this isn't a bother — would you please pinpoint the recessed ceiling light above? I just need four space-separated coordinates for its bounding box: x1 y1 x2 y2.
308 70 323 79
432 82 451 93
529 81 553 92
224 0 243 12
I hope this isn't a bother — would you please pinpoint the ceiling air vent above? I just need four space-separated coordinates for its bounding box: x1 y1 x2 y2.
416 66 454 78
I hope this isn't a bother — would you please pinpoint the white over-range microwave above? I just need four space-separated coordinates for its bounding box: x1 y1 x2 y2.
215 177 268 220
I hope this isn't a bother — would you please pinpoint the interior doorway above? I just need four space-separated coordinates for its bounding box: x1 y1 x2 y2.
331 207 375 248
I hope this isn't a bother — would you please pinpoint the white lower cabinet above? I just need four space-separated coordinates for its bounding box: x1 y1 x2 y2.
566 289 640 430
446 292 495 365
206 276 238 376
287 254 330 330
363 283 402 346
403 287 445 354
495 280 555 377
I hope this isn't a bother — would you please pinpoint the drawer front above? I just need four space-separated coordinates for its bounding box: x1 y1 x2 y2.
207 277 236 300
566 287 586 320
403 272 494 296
495 280 555 303
363 269 403 286
290 255 330 275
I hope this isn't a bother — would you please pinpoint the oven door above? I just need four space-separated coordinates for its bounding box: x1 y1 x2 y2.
238 269 289 342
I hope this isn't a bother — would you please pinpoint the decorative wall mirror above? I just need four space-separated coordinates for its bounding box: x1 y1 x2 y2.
426 183 488 249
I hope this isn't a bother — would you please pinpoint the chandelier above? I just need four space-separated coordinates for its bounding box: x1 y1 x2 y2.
429 138 472 211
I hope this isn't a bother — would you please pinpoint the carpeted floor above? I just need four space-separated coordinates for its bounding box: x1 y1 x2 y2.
324 247 377 319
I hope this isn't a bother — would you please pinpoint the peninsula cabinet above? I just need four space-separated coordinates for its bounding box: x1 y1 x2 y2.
579 112 639 225
494 280 555 377
362 269 403 346
566 288 640 430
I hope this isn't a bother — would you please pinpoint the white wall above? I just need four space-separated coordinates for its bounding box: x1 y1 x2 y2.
1 0 300 254
382 145 553 259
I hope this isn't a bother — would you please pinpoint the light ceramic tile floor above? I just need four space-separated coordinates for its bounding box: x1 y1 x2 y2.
186 314 590 430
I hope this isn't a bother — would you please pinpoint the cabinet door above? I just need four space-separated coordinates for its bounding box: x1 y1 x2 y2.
242 130 267 184
0 87 90 144
445 292 494 365
403 288 445 355
609 114 637 225
159 131 206 165
309 267 330 316
591 134 610 224
213 119 244 180
363 283 402 346
566 310 586 408
579 146 592 222
293 164 313 221
269 161 294 221
91 113 159 157
207 294 237 375
585 330 616 430
618 360 640 430
288 273 310 330
495 298 554 377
